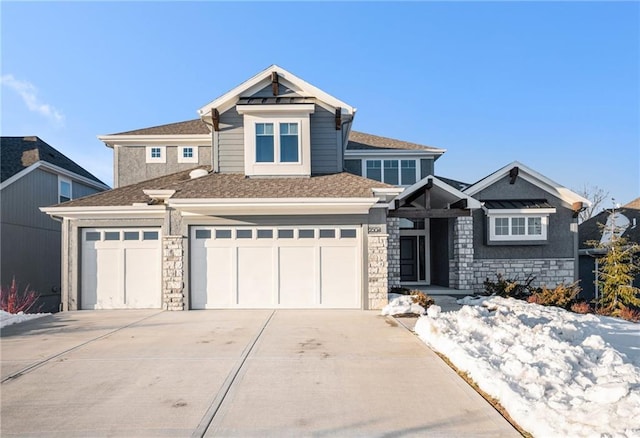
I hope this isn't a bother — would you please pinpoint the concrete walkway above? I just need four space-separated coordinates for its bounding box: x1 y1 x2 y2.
1 310 519 437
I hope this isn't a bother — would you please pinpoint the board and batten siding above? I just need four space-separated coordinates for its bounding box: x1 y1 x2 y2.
217 107 245 173
310 106 340 174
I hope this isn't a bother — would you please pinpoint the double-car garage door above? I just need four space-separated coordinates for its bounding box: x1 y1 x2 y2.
190 226 362 309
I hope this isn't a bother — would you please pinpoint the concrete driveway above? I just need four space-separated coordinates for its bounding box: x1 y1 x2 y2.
1 310 519 437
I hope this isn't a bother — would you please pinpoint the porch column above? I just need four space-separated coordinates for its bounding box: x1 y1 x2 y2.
387 217 401 289
162 235 185 310
450 216 474 290
367 230 389 310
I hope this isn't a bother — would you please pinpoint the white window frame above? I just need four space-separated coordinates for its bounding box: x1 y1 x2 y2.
178 146 198 163
486 209 555 242
58 176 72 203
146 146 166 163
364 159 418 186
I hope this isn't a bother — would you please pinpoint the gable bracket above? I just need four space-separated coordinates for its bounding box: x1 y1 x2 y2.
271 72 279 96
212 109 220 132
572 201 586 218
335 108 342 130
509 166 519 184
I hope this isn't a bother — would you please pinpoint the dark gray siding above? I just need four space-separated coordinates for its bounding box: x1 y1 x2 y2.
344 159 362 176
471 177 575 259
420 159 434 179
430 218 450 287
218 108 245 173
310 106 340 174
73 180 104 198
116 145 212 187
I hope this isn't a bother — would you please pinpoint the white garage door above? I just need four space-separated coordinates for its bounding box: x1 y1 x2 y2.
190 226 362 309
81 228 162 309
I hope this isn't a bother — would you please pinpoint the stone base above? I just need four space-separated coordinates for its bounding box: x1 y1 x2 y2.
472 258 576 293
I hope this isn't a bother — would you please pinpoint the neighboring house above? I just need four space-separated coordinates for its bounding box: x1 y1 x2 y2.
1 136 109 312
41 65 589 311
578 198 640 302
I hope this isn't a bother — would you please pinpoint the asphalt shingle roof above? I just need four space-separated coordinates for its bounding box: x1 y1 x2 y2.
58 168 395 207
347 131 443 152
1 136 106 185
482 199 553 209
111 119 211 136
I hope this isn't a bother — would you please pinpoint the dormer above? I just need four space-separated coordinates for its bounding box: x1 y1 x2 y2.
198 65 355 177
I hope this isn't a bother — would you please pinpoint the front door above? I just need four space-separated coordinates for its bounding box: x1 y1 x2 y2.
400 236 418 281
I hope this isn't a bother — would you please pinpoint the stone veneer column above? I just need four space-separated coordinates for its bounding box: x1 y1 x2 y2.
450 216 474 290
162 235 185 311
367 231 389 310
386 217 401 289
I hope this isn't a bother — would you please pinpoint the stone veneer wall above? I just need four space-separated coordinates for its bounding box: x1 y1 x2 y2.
163 235 185 310
387 218 401 289
472 258 575 293
367 232 389 310
449 216 474 289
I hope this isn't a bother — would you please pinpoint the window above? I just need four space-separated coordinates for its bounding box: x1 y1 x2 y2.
237 229 253 239
58 177 72 203
124 231 139 241
319 229 336 239
278 229 294 239
489 215 548 241
146 146 166 163
255 122 299 164
365 159 417 186
105 231 120 241
340 229 357 238
143 231 159 240
195 230 211 239
299 229 315 239
215 229 232 239
178 146 199 163
257 229 273 239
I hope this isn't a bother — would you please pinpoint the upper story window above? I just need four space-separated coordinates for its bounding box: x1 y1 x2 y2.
146 146 166 163
365 159 417 186
256 122 300 163
178 146 199 163
58 176 72 203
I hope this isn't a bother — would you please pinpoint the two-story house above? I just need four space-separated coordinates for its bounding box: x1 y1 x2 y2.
42 65 589 311
1 136 109 311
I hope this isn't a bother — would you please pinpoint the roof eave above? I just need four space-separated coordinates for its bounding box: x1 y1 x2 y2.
97 134 211 147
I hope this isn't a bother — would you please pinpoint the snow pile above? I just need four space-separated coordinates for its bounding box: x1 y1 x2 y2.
415 296 640 438
380 293 425 316
0 310 50 328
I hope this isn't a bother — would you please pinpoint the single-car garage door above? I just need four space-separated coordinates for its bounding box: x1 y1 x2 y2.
190 226 362 309
81 228 162 309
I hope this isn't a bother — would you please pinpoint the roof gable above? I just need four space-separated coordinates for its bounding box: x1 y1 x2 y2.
346 131 446 153
198 65 355 118
109 119 211 136
464 161 591 207
1 136 106 186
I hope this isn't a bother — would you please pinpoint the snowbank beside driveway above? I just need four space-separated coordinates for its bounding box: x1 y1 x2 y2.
381 294 425 316
1 310 50 328
415 296 640 438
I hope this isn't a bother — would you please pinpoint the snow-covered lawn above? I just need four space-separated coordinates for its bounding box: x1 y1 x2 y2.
415 296 640 438
0 310 50 328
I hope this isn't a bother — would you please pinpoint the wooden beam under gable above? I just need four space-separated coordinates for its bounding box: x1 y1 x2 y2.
389 208 471 218
335 108 341 130
211 109 220 132
271 72 279 96
509 166 519 184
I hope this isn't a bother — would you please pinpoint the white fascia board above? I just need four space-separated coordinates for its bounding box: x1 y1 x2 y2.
197 65 355 118
236 104 315 115
40 205 166 220
344 149 446 158
97 134 211 148
483 207 557 215
1 161 110 191
396 176 482 209
372 187 404 203
464 161 592 207
169 197 376 216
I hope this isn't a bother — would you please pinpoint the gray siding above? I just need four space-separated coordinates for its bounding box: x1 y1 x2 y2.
73 180 104 198
217 108 245 173
250 84 302 98
0 169 103 312
310 106 340 174
344 159 362 176
116 145 212 187
471 177 576 259
420 159 434 179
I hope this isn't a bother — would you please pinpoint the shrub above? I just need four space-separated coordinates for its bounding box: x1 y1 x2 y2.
570 301 592 314
390 286 411 295
483 273 536 300
0 277 41 314
527 282 581 309
617 306 640 323
411 291 435 308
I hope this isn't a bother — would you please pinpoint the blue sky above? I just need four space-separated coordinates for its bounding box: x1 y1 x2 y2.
2 2 638 207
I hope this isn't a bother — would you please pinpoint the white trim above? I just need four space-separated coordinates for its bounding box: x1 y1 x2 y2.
236 104 315 115
393 176 482 210
464 161 591 207
98 134 210 148
344 149 446 157
58 175 72 203
197 65 355 118
168 197 377 216
146 146 166 163
40 205 167 220
0 161 109 192
178 146 199 163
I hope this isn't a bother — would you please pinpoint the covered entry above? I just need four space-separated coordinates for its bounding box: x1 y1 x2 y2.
80 228 162 309
190 226 362 309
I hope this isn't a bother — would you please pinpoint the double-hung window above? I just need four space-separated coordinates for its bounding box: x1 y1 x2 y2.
255 122 299 163
365 159 417 186
58 176 72 203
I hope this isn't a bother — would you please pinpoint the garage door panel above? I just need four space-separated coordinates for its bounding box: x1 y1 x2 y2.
203 247 234 309
279 246 315 307
95 248 121 309
237 247 274 307
320 246 359 308
124 247 161 308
